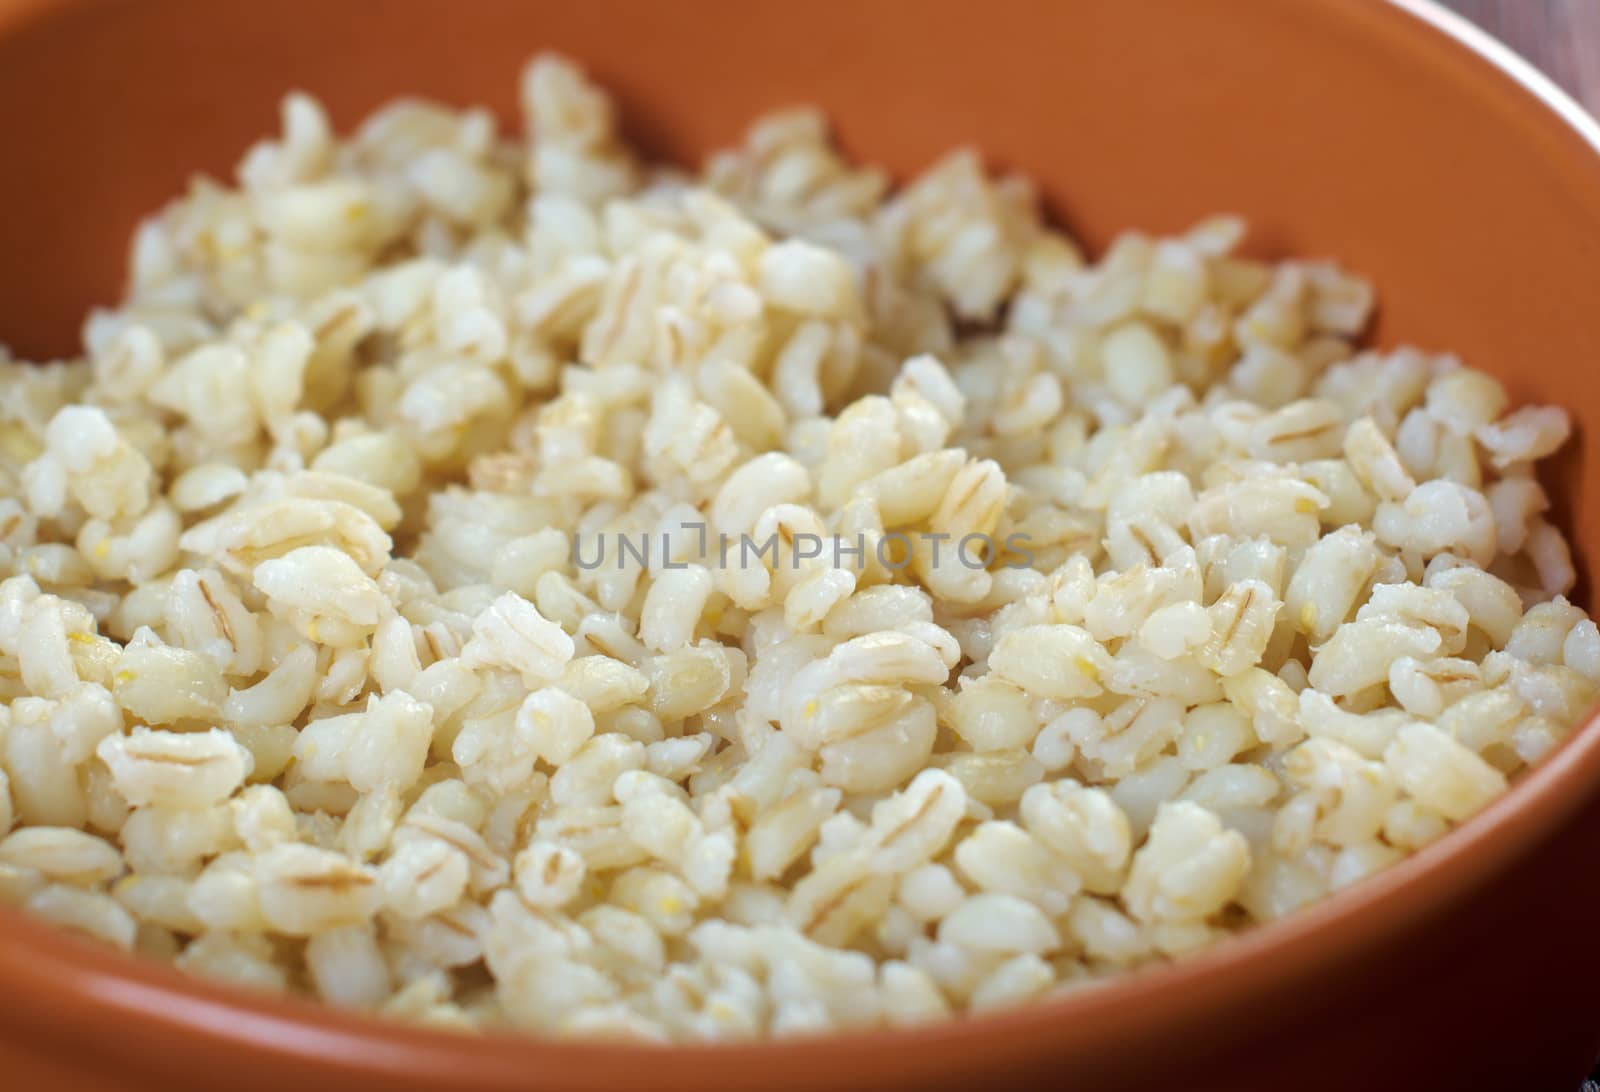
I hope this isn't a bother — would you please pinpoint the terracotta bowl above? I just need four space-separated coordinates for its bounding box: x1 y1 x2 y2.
3 0 1600 1088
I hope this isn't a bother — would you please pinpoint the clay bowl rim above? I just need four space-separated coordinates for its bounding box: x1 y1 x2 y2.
1 0 1599 1088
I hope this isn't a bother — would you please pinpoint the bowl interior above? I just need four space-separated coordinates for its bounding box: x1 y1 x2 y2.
2 0 1600 1089
3 0 1598 538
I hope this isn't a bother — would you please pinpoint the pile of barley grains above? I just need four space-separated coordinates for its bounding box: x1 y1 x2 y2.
0 53 1594 1041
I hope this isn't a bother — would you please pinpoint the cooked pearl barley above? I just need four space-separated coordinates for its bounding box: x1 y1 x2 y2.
0 826 124 883
0 50 1592 1042
256 843 381 935
937 893 1060 954
1124 802 1251 923
1102 322 1175 407
97 729 253 810
1383 723 1508 822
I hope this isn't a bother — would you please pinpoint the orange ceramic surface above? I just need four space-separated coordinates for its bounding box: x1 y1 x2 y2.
1 1 1600 1090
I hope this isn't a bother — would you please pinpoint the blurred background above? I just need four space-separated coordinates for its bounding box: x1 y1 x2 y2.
1444 0 1600 111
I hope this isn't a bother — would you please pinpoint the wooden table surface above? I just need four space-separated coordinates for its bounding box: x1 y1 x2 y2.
1444 0 1600 112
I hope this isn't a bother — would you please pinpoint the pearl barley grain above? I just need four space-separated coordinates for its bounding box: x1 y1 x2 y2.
0 49 1592 1044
